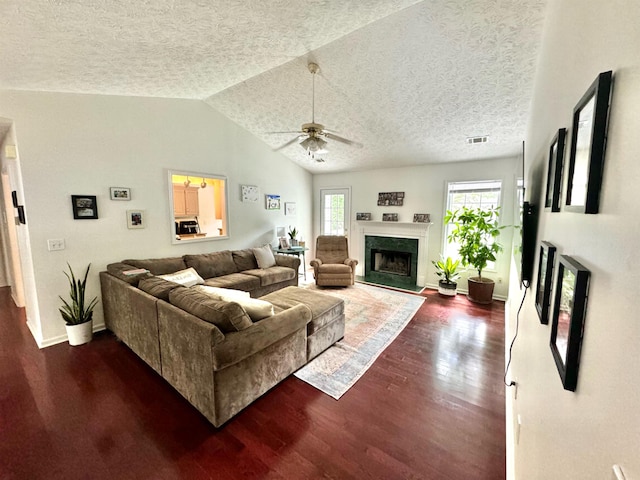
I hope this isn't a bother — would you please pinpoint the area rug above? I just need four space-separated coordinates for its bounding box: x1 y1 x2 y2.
294 283 425 399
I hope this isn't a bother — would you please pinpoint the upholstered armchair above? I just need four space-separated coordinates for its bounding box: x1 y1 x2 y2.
310 236 358 286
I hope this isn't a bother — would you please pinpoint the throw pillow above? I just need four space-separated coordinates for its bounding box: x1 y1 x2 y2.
194 285 274 320
158 267 205 287
252 245 276 269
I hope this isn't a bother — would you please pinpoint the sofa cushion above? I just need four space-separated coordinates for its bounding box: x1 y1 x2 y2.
194 285 275 321
252 245 276 269
106 262 152 286
203 273 261 291
158 267 205 287
243 266 296 287
232 249 259 271
138 276 182 301
169 287 253 333
123 257 187 275
184 251 238 279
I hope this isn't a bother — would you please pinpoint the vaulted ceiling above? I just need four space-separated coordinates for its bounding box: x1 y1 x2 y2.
0 0 547 173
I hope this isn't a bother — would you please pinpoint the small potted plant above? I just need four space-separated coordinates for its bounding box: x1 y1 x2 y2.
59 263 99 346
288 226 299 247
432 256 461 296
444 206 504 304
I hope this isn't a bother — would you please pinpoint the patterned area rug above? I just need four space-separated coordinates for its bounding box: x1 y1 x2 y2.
294 283 425 399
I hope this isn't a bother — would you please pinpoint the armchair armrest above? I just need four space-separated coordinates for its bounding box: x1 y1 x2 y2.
344 258 358 268
309 258 323 268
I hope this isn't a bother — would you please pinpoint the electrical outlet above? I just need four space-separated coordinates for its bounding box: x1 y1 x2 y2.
47 239 65 251
497 277 503 284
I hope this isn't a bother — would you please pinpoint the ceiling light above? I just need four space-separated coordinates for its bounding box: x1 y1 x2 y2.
200 178 207 188
184 176 191 187
300 136 327 153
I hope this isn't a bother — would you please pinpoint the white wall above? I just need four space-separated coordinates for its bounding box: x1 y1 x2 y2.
0 90 312 347
506 0 640 478
313 157 518 298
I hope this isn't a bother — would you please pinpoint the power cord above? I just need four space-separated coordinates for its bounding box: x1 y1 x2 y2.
504 280 529 387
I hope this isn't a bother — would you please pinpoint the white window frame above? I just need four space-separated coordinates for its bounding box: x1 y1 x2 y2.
443 180 503 272
319 187 351 236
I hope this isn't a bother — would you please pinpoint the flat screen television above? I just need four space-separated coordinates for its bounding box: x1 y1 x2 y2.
514 141 539 287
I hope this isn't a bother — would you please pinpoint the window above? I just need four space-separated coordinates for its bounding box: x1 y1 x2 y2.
443 180 502 267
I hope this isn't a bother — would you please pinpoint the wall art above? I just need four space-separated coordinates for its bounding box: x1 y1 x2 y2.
544 129 566 212
549 255 590 391
377 192 404 206
413 213 430 223
265 194 281 210
565 70 613 214
126 210 145 229
382 213 398 221
110 187 131 201
241 185 259 203
535 241 556 324
285 202 296 216
71 195 98 219
356 212 372 221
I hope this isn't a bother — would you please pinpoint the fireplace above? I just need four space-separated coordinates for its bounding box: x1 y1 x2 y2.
365 235 418 289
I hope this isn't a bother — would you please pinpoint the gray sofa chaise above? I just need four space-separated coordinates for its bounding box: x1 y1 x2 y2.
100 247 345 427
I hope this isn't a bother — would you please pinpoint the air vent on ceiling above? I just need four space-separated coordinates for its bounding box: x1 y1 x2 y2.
466 135 489 144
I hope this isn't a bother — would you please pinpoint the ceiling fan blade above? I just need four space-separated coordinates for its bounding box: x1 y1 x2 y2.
274 135 305 151
324 132 363 148
266 130 304 134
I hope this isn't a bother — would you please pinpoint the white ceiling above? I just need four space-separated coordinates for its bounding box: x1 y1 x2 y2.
0 0 547 173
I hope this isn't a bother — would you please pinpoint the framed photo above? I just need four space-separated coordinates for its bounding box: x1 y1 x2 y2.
549 255 590 392
413 213 430 223
382 213 398 222
71 195 98 219
279 237 290 249
241 185 259 203
535 242 556 325
377 192 404 206
11 191 18 208
565 70 613 214
17 205 26 224
356 212 371 221
110 187 131 201
265 194 281 210
126 210 145 229
544 129 566 212
285 202 297 216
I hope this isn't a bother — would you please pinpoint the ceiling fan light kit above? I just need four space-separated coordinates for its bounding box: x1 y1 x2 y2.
272 62 362 161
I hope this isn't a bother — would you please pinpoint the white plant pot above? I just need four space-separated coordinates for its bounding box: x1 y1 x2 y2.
437 280 458 296
65 320 93 346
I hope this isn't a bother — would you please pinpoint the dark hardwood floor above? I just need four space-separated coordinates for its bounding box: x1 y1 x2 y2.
0 286 505 480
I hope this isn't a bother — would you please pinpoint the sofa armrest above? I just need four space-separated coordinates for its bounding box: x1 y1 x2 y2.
211 304 312 370
274 254 301 270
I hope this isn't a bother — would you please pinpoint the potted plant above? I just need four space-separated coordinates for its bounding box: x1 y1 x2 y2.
59 263 99 346
444 206 504 304
288 226 299 247
432 256 461 296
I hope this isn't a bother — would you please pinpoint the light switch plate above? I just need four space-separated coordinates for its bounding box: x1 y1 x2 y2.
47 239 65 251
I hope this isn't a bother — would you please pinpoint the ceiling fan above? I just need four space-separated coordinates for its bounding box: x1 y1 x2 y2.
271 62 362 162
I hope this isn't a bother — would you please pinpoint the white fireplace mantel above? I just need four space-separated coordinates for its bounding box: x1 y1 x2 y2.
354 221 432 287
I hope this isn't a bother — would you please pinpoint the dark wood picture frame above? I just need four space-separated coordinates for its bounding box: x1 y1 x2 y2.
565 70 613 214
11 191 18 208
544 129 566 212
535 241 556 325
549 255 590 391
17 205 26 224
71 195 99 220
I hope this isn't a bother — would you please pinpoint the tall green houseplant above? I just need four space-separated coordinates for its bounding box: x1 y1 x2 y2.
444 206 504 303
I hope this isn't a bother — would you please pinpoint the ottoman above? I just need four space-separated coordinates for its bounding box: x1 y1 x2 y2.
262 286 345 361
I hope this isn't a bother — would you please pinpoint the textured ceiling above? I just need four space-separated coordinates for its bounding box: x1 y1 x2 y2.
0 0 547 173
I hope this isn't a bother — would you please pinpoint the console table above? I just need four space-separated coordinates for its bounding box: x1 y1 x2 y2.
274 247 309 280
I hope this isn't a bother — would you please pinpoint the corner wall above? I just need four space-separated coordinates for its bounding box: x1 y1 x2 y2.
313 156 518 297
506 0 640 478
0 91 312 347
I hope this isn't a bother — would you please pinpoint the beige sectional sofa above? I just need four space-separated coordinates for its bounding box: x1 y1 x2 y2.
100 247 345 427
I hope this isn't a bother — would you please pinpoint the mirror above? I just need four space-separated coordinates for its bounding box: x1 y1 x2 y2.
167 170 229 244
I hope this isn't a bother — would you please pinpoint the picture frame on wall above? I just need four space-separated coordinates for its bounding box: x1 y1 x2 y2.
285 202 296 216
382 213 398 221
413 213 430 223
126 210 145 229
356 212 372 221
377 192 404 206
241 185 259 203
110 187 131 201
535 241 556 325
565 70 613 214
71 195 98 219
544 129 566 212
549 255 590 392
265 194 281 210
